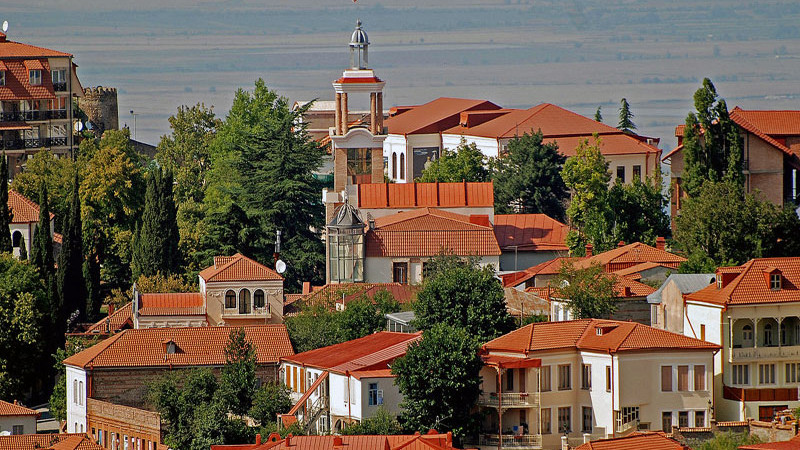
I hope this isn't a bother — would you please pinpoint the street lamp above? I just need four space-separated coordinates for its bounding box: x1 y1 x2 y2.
129 110 138 141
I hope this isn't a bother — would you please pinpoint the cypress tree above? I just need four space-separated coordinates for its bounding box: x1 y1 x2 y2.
594 106 603 123
31 185 55 277
132 167 180 278
57 171 87 327
84 246 101 321
0 153 11 253
617 98 637 133
18 236 27 260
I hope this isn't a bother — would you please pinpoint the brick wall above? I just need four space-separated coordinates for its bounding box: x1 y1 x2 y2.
87 398 161 450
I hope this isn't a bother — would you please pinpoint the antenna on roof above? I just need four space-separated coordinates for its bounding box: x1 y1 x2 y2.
2 21 8 33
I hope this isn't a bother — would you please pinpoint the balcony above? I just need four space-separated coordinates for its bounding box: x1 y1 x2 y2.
478 434 542 449
0 109 67 122
46 137 67 147
478 392 540 408
731 345 800 362
1 140 24 150
24 138 41 148
222 307 271 319
53 82 67 92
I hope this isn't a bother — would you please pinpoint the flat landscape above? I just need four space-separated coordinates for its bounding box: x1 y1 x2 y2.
5 0 800 148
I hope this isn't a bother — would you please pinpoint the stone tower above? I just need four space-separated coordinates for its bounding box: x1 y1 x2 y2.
78 86 119 137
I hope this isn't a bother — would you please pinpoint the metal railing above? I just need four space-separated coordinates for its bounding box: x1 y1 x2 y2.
478 392 540 407
478 434 543 449
46 137 67 147
0 109 68 122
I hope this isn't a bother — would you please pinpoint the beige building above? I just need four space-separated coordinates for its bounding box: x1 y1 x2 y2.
0 400 38 435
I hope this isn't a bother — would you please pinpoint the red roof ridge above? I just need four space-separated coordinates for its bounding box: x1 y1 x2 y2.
729 109 791 154
0 38 73 57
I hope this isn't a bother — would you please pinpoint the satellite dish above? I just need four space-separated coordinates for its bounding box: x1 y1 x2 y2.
275 259 287 274
2 22 7 33
74 121 84 132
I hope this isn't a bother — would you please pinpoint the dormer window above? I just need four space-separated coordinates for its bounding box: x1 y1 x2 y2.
596 328 603 336
163 339 178 354
771 273 782 291
0 71 5 86
717 278 722 289
29 69 41 86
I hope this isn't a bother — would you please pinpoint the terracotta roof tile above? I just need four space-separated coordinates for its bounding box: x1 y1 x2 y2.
0 59 56 101
0 434 96 450
64 325 293 369
547 133 661 157
574 432 688 450
493 214 569 251
83 302 132 334
282 331 421 374
350 368 395 379
297 283 417 309
8 189 54 223
138 292 206 316
212 432 459 450
731 108 800 136
0 400 37 417
482 319 719 354
739 434 800 450
686 257 800 306
0 34 72 58
385 97 501 135
730 108 793 155
199 253 283 282
574 242 686 271
366 208 501 257
46 436 104 450
357 182 494 209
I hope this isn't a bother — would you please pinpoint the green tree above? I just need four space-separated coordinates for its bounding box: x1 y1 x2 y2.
607 175 670 245
691 432 761 450
554 262 618 319
339 294 400 342
392 324 482 441
617 98 636 133
285 305 344 353
17 236 26 260
31 185 55 282
218 328 258 416
84 247 102 321
57 171 87 327
418 138 489 182
413 255 513 343
0 154 11 253
342 406 403 435
681 78 743 197
197 203 254 266
248 382 292 426
594 106 603 122
132 167 180 278
9 150 75 228
493 131 568 220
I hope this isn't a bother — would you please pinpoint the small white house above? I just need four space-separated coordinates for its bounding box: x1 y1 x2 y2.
0 400 39 435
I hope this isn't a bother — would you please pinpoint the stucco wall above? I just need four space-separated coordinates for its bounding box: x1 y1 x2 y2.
66 365 87 433
0 415 36 435
204 280 283 326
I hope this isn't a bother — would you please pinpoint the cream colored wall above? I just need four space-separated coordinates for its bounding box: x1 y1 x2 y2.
0 415 36 434
606 153 659 185
364 255 499 284
204 280 283 326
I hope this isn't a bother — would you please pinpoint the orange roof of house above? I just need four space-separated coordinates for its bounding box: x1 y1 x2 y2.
8 190 54 223
546 133 661 157
482 318 719 354
612 261 670 277
45 436 104 450
385 97 501 135
365 208 501 257
350 368 395 379
212 431 459 450
502 257 582 288
282 331 421 374
357 182 494 209
522 275 654 299
0 400 37 417
574 242 686 270
0 33 72 58
493 214 569 251
0 434 98 450
686 257 800 306
83 302 133 335
574 432 688 450
0 59 56 101
199 253 283 282
64 325 293 369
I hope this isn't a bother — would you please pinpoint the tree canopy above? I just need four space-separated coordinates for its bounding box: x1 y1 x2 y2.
417 138 489 183
554 262 618 319
132 167 181 279
617 98 636 133
0 154 11 253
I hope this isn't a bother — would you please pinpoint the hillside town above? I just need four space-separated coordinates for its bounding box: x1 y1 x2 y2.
2 16 800 450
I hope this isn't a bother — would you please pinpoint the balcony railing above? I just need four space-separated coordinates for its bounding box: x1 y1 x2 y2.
478 434 542 449
731 345 800 362
0 109 68 122
615 418 639 434
1 140 24 150
478 392 540 408
53 82 67 92
222 307 271 318
46 137 67 147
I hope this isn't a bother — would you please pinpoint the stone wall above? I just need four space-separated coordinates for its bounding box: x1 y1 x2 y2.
78 86 119 137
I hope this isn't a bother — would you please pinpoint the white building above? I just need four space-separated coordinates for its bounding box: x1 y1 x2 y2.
7 189 55 258
477 319 718 450
279 331 421 433
0 400 39 435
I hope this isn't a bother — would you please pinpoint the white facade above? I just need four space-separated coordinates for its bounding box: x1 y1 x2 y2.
364 255 500 285
384 133 442 183
65 365 87 434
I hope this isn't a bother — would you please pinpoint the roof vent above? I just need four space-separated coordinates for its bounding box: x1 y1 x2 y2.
162 339 178 354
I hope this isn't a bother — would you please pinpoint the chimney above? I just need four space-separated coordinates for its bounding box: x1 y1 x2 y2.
302 282 311 295
285 434 292 446
585 243 593 257
333 436 343 446
108 303 116 315
618 241 626 248
656 236 666 251
255 434 261 445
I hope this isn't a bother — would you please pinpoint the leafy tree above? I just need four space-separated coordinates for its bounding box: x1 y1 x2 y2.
17 236 26 260
594 106 603 122
562 137 612 253
418 138 489 182
57 171 87 327
31 185 55 283
338 294 400 342
134 273 197 294
342 406 403 435
197 202 254 266
392 324 482 441
285 305 343 353
554 262 618 319
84 247 102 321
681 78 743 197
607 175 670 245
9 150 75 228
690 432 761 450
413 254 514 343
617 98 636 133
248 382 292 426
218 328 258 416
132 167 181 278
493 131 568 220
0 154 11 253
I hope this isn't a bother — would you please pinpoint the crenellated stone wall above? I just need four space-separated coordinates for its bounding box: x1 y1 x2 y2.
78 86 119 137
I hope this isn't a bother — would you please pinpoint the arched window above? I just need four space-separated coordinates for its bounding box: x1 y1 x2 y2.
79 381 83 405
239 289 251 314
391 152 397 179
399 153 405 180
765 323 773 346
743 324 753 342
11 231 22 247
225 290 236 309
73 379 78 404
254 289 265 309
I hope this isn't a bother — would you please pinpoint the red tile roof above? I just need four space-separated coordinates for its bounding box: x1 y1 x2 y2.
296 283 417 310
385 97 501 135
0 59 56 101
8 189 54 223
46 436 104 450
282 331 421 374
502 257 581 288
574 432 688 450
686 257 800 306
493 214 569 251
482 319 719 354
574 242 686 272
365 208 501 257
350 368 395 379
83 302 133 334
199 253 283 282
547 133 661 157
63 325 293 369
357 182 494 209
0 434 97 450
0 33 72 58
0 400 37 417
212 431 459 450
138 292 205 316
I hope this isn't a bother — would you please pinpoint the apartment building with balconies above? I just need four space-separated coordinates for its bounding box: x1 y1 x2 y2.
477 319 718 450
0 30 82 178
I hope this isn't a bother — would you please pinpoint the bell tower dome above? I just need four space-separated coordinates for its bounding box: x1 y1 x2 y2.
349 19 369 70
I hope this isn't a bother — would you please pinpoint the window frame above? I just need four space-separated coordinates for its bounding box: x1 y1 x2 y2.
0 71 5 86
557 406 571 434
29 69 42 86
392 261 408 284
694 365 706 391
662 411 672 432
581 364 591 390
732 364 750 385
540 365 551 392
677 365 689 391
225 290 236 309
558 364 571 391
616 165 625 183
606 366 612 392
694 410 706 427
759 363 776 385
253 289 265 309
632 164 642 181
771 273 782 290
541 408 551 434
582 406 593 433
661 366 672 392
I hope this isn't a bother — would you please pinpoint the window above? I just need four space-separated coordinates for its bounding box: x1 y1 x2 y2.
661 366 672 391
662 412 672 431
700 324 706 341
616 165 625 183
606 366 612 392
254 289 265 308
581 364 591 390
399 153 405 179
557 407 571 433
695 410 705 427
732 364 749 385
765 324 774 346
541 408 551 434
678 411 688 428
743 324 753 345
620 407 639 427
346 148 372 183
225 290 236 309
292 367 298 392
368 382 381 406
782 323 788 346
29 69 41 85
678 365 689 391
391 152 397 179
392 262 408 284
694 365 706 391
285 366 291 387
651 305 659 326
0 71 5 86
79 381 84 405
239 289 251 314
52 68 66 83
12 425 23 435
582 407 593 433
506 368 514 391
760 363 776 384
633 165 642 181
540 366 551 392
771 273 782 290
558 364 571 390
73 379 78 404
786 363 800 383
